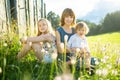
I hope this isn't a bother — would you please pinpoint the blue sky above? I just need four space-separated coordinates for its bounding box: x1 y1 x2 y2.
44 0 120 24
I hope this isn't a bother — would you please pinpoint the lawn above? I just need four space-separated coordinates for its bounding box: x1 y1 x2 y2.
0 32 120 80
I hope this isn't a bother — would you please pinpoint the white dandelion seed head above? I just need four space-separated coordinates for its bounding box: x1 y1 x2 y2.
52 53 58 60
0 67 2 73
3 43 7 47
64 35 68 42
112 70 118 76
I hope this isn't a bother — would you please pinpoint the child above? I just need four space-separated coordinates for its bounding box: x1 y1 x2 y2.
67 21 91 70
17 18 57 63
56 8 76 63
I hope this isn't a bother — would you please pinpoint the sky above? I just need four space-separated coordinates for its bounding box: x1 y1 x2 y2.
44 0 120 24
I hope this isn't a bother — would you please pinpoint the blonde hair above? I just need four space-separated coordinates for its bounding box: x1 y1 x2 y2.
75 21 89 34
60 8 76 26
37 18 54 36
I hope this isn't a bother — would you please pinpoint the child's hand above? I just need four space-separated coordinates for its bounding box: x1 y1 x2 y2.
20 36 27 44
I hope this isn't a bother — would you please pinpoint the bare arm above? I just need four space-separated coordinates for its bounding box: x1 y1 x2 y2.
27 33 54 43
55 31 64 53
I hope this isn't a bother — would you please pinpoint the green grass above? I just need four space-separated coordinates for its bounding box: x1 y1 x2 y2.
0 31 120 80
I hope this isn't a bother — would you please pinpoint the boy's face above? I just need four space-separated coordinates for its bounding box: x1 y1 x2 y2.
77 28 86 36
38 20 48 33
64 16 73 26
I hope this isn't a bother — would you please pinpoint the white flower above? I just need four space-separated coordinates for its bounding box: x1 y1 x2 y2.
107 64 112 69
54 76 62 80
111 70 118 76
95 60 99 65
51 53 58 60
0 67 2 73
96 69 102 76
64 35 68 42
76 48 80 53
3 43 7 47
71 57 76 65
60 43 64 52
102 68 108 76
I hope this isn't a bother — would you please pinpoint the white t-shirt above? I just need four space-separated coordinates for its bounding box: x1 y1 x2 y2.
67 34 90 52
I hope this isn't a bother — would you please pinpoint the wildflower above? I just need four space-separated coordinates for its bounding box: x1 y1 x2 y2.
116 58 120 65
64 35 68 42
0 67 2 73
51 52 58 60
71 57 76 65
111 70 118 76
101 58 106 63
96 69 102 76
3 43 7 47
102 68 108 76
107 64 112 69
76 48 80 53
95 60 99 65
60 43 64 52
101 47 106 52
54 75 62 80
34 64 39 68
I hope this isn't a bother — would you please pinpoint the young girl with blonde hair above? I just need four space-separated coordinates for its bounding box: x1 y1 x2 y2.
17 18 57 63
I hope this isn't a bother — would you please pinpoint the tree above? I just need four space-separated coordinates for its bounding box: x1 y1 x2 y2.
47 11 60 29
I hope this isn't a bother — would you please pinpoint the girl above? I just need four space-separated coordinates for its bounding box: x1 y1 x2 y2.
17 18 57 63
67 21 91 70
56 8 76 63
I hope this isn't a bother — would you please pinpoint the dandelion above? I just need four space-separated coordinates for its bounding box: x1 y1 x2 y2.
101 47 106 52
96 69 102 76
95 60 99 65
0 67 2 73
52 53 58 60
64 35 68 42
102 68 108 76
60 43 64 52
3 43 7 47
71 57 76 65
116 58 120 65
76 48 80 53
107 64 112 69
34 64 39 68
54 75 62 80
111 70 118 76
78 77 80 80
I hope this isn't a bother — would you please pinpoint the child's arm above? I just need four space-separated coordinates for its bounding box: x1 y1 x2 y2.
27 33 54 43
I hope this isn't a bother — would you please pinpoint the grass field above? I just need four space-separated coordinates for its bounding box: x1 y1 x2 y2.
0 32 120 80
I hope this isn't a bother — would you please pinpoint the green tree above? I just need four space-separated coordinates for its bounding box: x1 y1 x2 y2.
47 11 60 29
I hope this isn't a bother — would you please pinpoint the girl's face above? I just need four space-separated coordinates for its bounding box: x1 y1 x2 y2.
64 16 73 26
77 28 86 36
38 20 48 33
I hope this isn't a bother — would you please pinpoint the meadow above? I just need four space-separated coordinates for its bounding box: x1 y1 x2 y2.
0 32 120 80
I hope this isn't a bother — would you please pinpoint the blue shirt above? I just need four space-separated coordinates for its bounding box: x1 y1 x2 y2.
57 27 75 43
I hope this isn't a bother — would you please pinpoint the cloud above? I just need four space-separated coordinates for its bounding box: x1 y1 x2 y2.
44 0 99 18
